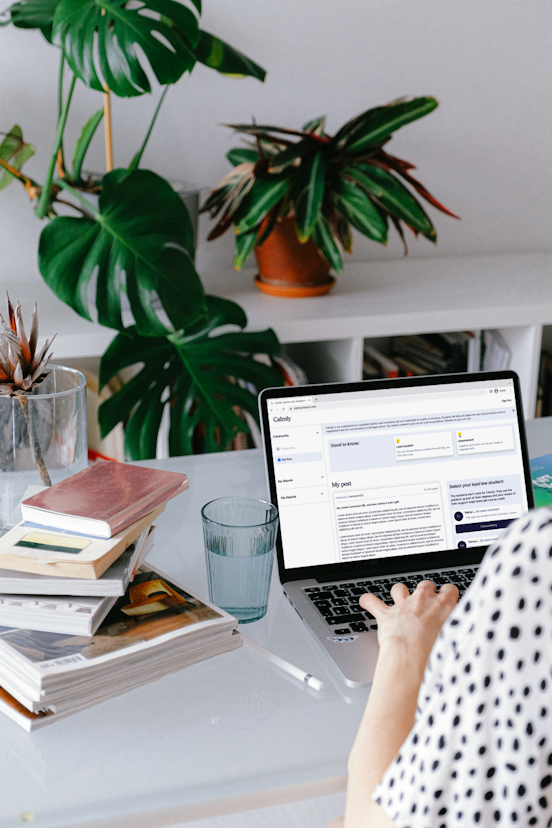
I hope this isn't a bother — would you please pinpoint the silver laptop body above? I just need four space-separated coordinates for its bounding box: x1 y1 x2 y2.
259 371 534 687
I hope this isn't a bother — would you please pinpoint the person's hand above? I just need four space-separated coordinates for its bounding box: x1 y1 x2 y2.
359 580 459 676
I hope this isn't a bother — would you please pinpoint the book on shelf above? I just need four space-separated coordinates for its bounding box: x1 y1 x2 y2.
392 334 448 373
362 350 384 380
273 354 309 387
363 331 481 381
21 461 188 538
0 567 241 730
536 349 552 419
392 356 428 377
0 503 165 580
465 331 482 373
363 345 399 378
391 333 470 374
481 329 510 371
431 331 472 371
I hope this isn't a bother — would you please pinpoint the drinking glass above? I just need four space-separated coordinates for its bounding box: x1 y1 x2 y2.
201 497 279 623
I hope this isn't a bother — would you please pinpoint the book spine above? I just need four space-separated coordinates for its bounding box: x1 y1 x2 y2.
392 337 451 373
363 345 399 378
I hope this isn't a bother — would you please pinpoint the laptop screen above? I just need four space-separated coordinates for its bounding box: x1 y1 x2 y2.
260 373 533 575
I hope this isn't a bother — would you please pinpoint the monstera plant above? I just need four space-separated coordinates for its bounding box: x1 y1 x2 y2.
0 0 284 457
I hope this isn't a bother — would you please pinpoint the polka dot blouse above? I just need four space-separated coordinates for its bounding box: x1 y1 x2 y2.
373 508 552 827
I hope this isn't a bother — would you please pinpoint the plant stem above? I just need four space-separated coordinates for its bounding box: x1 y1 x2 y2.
55 198 94 218
18 395 52 487
103 85 114 172
99 5 113 174
57 178 101 219
129 86 169 171
58 51 64 120
56 51 66 177
36 73 77 219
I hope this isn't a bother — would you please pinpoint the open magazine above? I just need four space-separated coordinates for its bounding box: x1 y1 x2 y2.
0 567 240 730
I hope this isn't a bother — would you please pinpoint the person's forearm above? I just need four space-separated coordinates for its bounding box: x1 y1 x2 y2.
344 637 427 828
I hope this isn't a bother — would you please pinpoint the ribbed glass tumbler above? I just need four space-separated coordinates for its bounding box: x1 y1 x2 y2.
201 497 279 623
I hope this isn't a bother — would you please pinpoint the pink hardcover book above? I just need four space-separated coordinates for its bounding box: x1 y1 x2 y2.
20 462 189 538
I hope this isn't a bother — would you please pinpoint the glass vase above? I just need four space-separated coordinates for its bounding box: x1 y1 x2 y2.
0 365 87 528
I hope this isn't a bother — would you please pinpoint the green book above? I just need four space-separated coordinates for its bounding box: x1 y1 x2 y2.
530 453 552 507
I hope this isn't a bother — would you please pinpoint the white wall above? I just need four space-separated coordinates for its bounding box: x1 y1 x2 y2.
1 0 552 286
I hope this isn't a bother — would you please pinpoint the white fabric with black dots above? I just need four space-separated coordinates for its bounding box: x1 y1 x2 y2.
373 508 552 827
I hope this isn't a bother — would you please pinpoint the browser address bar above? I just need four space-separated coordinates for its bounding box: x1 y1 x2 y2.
291 388 498 410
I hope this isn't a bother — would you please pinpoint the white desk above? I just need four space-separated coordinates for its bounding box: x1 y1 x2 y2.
1 420 550 828
0 450 361 828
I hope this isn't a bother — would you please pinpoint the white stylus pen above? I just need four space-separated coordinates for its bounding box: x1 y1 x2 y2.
240 633 324 691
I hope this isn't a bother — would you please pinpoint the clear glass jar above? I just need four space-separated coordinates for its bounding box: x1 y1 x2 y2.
0 365 87 527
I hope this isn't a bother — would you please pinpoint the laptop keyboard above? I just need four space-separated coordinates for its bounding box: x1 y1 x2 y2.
303 567 479 634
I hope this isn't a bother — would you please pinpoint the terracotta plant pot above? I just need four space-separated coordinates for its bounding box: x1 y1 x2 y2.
254 215 335 297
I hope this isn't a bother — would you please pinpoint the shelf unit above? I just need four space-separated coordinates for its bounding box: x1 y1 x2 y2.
202 251 551 419
7 251 552 420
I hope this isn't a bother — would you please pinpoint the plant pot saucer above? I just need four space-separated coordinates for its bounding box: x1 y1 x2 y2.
254 274 336 298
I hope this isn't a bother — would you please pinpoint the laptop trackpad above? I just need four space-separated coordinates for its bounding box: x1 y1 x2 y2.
322 628 379 687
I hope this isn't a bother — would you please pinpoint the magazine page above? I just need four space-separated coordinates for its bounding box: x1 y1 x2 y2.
0 685 54 730
7 627 240 712
0 568 236 682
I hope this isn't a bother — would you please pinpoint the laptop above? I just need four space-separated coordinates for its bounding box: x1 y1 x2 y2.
259 370 534 687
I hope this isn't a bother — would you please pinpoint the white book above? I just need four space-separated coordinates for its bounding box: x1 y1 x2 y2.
0 529 153 597
0 505 163 580
482 329 510 371
466 330 482 373
0 593 116 636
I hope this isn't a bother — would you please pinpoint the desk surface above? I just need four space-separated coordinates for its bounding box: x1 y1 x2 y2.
1 420 550 828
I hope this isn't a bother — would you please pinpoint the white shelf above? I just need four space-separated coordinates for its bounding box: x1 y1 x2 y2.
5 252 552 419
203 252 552 417
201 252 551 340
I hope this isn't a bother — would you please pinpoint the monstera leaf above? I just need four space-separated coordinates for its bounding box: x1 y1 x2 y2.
98 296 284 458
52 0 201 97
6 0 266 88
5 0 59 39
192 30 265 81
38 168 206 336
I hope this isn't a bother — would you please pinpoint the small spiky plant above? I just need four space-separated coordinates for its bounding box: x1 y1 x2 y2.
0 295 56 485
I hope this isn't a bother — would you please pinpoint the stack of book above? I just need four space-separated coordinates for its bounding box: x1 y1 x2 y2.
0 463 241 730
363 331 493 380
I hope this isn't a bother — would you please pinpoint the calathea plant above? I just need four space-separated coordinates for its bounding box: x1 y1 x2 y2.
0 0 284 458
202 97 459 273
